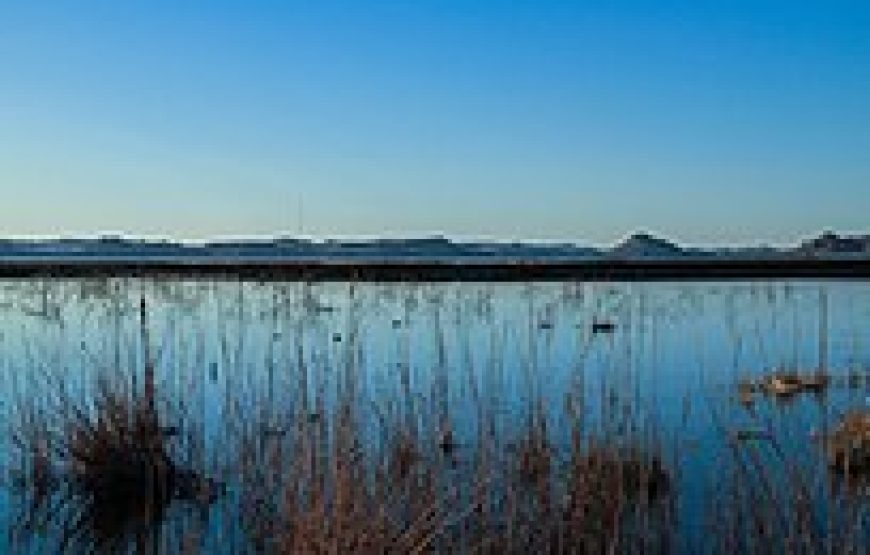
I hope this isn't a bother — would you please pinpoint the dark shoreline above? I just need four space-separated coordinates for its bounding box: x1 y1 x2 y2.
0 258 868 281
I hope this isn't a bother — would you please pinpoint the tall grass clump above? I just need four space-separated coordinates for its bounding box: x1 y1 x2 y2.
7 297 222 552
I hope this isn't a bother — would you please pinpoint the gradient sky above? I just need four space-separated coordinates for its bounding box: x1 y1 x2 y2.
1 1 868 245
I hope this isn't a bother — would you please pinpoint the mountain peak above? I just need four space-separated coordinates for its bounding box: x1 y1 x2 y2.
611 232 683 258
799 232 870 254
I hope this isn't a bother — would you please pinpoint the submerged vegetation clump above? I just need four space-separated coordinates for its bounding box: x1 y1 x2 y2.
11 380 221 552
7 297 222 552
825 411 870 477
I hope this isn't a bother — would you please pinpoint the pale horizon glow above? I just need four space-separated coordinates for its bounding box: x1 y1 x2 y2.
1 1 868 245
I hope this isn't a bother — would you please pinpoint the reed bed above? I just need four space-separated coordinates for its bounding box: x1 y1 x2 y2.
0 279 868 553
234 404 675 554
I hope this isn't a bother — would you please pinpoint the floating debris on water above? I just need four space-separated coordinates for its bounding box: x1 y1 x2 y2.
762 371 829 397
738 371 830 403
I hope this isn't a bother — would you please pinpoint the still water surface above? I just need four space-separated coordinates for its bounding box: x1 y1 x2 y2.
0 279 867 552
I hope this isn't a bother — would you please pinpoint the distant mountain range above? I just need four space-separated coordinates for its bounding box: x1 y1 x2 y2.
0 232 867 262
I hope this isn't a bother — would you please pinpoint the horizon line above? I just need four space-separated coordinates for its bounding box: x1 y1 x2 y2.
0 228 867 250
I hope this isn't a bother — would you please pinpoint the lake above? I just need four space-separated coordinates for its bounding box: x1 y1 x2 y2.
1 279 868 553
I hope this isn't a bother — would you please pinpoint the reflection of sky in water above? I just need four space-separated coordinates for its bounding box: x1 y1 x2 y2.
0 280 868 552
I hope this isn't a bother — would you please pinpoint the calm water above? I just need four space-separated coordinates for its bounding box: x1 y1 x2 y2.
1 279 868 552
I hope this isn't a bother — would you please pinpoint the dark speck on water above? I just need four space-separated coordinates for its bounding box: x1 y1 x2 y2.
592 320 616 334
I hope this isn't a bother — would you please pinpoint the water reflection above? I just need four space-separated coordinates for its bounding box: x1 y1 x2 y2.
0 279 867 553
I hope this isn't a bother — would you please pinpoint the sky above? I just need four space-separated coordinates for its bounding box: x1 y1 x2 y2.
1 1 868 246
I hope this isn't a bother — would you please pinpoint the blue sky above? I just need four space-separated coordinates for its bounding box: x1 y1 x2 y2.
1 1 868 245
